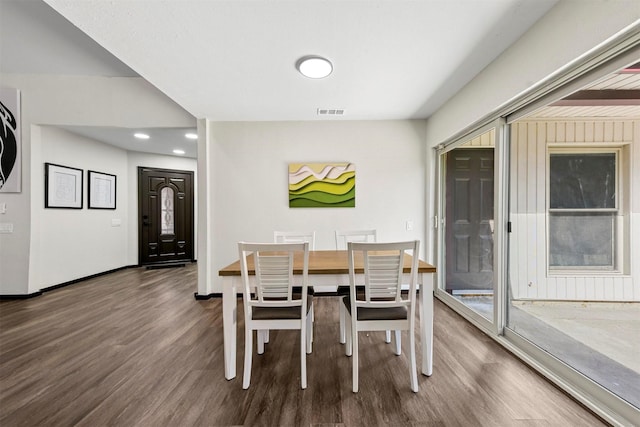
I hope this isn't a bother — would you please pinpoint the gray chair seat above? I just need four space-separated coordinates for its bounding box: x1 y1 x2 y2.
342 296 407 321
252 297 313 320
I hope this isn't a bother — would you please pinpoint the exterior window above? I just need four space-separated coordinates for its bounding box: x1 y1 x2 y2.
548 151 618 271
161 187 175 235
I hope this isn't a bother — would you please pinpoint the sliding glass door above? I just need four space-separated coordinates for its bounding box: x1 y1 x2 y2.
436 127 503 327
434 61 640 426
506 113 639 412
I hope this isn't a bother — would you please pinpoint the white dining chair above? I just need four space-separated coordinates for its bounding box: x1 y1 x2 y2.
273 230 316 249
334 230 382 344
334 229 377 250
238 241 313 389
343 240 420 393
257 231 316 351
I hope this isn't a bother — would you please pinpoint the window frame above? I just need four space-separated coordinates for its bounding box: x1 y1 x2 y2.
546 146 622 274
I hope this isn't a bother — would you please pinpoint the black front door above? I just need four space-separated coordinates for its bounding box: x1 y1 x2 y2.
138 167 194 265
445 148 494 293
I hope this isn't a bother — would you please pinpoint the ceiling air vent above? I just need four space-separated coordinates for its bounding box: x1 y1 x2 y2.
317 108 345 116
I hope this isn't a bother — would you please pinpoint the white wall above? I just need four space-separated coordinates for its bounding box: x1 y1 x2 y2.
0 73 195 295
203 120 427 293
31 126 129 288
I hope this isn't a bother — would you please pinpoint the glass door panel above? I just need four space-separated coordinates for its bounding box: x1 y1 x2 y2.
507 110 639 410
442 132 496 321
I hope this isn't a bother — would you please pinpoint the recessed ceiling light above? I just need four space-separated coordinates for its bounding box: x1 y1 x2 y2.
296 56 333 79
134 132 150 140
185 132 197 140
173 149 185 155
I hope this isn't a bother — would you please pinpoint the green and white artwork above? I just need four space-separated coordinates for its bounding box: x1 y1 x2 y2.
288 162 355 208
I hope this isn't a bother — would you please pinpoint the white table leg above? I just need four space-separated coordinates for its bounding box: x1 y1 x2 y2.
420 272 434 376
223 277 237 380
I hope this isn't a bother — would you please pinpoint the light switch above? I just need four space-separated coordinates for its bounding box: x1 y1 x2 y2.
0 203 6 214
406 220 414 231
0 223 14 233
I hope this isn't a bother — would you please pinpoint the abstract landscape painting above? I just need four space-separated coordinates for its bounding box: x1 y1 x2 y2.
289 162 355 208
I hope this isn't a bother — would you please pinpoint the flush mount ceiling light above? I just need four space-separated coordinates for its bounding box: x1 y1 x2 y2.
296 56 333 79
134 132 150 140
185 132 197 140
173 149 185 155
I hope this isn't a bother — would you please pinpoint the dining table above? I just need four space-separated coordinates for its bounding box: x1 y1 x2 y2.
218 249 437 381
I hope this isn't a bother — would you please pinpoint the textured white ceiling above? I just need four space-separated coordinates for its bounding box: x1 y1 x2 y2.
38 0 559 122
0 0 137 77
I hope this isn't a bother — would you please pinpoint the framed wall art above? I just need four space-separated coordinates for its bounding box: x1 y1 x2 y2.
88 170 116 209
0 87 22 193
45 163 83 209
288 162 355 208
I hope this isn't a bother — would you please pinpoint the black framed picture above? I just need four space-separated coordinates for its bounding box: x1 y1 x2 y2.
45 163 83 209
88 170 117 209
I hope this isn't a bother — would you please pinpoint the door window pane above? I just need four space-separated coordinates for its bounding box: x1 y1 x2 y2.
161 187 175 235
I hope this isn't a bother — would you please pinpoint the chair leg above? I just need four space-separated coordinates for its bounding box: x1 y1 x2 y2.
306 312 313 354
310 302 314 343
409 329 418 392
301 321 307 389
345 313 352 357
257 330 266 354
385 330 391 343
339 300 346 344
394 330 402 356
243 328 253 389
352 324 359 393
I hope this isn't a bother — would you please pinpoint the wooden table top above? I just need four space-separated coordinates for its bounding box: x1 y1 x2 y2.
218 249 436 276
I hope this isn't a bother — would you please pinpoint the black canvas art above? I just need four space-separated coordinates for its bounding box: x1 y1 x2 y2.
0 100 18 190
0 88 21 192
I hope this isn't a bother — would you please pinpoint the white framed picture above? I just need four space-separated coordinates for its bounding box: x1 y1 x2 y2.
45 163 83 209
88 170 116 209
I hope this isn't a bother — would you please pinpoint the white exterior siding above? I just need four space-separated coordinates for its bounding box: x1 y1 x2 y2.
465 129 495 147
510 119 639 301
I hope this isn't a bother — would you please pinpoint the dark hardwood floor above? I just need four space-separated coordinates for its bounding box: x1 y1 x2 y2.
0 264 606 426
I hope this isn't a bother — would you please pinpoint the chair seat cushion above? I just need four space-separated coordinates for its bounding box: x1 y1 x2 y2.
342 296 407 321
252 297 313 320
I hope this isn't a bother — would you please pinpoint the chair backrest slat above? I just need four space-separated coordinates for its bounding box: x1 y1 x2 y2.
365 251 404 300
255 253 293 299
